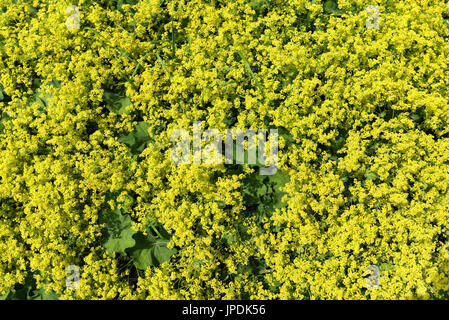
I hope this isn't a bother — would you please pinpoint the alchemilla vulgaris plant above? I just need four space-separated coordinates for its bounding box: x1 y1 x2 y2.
1 0 449 300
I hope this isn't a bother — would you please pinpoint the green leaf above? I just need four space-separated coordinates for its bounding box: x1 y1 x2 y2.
269 170 289 209
101 208 136 255
324 0 344 15
153 245 177 264
410 108 425 123
444 19 449 29
118 132 136 147
0 291 10 300
223 116 236 127
103 91 132 115
278 127 296 149
8 288 28 300
365 169 379 181
241 169 289 223
28 288 60 300
379 263 393 272
222 233 238 246
128 233 177 269
134 121 151 144
118 121 151 154
8 275 35 300
0 112 13 134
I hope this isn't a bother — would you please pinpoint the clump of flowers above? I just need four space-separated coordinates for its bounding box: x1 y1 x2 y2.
0 0 448 299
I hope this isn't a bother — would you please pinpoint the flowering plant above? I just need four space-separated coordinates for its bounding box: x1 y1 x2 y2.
0 0 449 300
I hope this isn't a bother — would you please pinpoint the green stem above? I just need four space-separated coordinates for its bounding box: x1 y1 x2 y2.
156 52 172 77
237 51 265 99
149 222 165 239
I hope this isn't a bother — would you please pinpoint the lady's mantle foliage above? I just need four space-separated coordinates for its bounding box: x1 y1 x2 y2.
0 0 449 300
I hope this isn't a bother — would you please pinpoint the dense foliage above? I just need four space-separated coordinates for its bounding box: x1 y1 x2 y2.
1 0 449 299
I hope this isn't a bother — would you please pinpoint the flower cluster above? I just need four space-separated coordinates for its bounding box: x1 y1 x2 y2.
0 0 449 299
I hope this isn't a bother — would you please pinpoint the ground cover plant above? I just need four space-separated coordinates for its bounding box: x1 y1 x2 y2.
1 0 449 299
